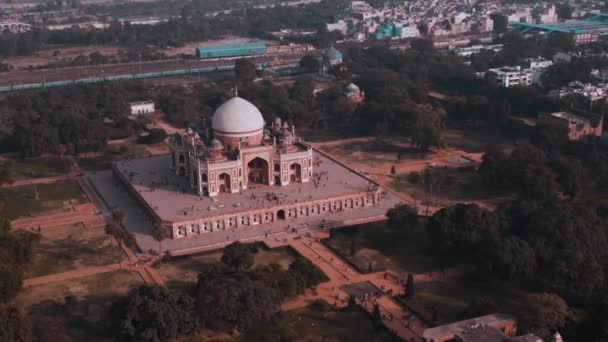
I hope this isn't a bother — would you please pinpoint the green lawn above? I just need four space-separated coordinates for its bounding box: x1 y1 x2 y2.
389 166 492 207
10 156 70 180
398 275 529 326
0 181 88 219
319 140 427 168
14 270 143 342
325 221 452 275
26 223 125 278
76 143 149 171
241 304 401 342
158 245 298 291
300 128 360 143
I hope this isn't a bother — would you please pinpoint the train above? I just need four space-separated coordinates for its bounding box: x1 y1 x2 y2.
0 63 266 93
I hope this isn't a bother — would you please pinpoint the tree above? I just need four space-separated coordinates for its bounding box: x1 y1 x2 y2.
426 204 499 255
371 303 383 329
112 209 126 225
195 275 279 333
235 58 257 83
0 227 37 302
0 304 32 342
490 13 508 33
386 204 418 229
520 293 570 340
109 286 197 341
221 241 254 270
152 223 167 255
557 4 573 20
138 128 167 144
299 55 319 71
288 258 326 292
0 161 14 186
405 273 415 299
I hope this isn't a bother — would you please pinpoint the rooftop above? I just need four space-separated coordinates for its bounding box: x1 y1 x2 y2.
547 111 589 125
129 100 154 106
423 313 516 340
113 150 380 223
456 325 543 342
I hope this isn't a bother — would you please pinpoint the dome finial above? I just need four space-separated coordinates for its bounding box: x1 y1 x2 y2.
234 83 238 97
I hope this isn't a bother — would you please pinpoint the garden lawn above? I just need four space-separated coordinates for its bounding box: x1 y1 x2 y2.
14 270 143 342
241 304 401 342
26 222 125 278
389 166 493 207
398 275 529 326
325 221 450 274
0 181 88 219
10 156 70 180
158 245 298 291
76 143 149 171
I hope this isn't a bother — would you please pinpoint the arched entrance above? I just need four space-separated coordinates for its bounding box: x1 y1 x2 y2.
289 163 302 182
247 157 269 185
178 167 186 176
277 209 286 220
202 186 209 196
274 176 281 186
219 173 231 193
201 173 208 183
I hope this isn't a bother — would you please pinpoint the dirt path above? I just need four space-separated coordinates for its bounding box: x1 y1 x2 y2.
12 203 105 230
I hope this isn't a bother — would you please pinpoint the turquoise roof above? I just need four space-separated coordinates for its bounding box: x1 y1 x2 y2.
323 47 343 61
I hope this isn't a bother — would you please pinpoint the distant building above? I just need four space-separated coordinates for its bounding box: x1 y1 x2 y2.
422 313 543 342
129 100 155 115
487 66 532 87
553 52 572 64
527 57 553 85
344 82 364 104
320 47 343 76
549 81 608 102
326 20 348 35
538 111 603 140
455 44 503 57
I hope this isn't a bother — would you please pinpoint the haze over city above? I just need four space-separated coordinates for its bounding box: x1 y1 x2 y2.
0 0 607 341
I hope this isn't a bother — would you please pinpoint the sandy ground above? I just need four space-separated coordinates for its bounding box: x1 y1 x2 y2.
3 45 127 70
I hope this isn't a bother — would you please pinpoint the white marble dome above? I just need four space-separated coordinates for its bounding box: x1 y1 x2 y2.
212 97 265 134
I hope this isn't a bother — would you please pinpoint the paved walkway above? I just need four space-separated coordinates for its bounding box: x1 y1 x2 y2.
278 232 430 341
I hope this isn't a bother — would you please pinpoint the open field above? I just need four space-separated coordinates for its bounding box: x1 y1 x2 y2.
389 166 493 207
324 221 452 275
318 139 428 169
158 245 298 291
2 45 127 70
13 270 143 341
241 304 401 342
9 156 70 180
443 127 517 154
76 142 150 171
0 181 88 219
300 128 362 143
397 275 529 326
26 223 125 278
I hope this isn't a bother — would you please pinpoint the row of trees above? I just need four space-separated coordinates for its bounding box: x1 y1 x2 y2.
0 218 37 341
109 242 326 341
0 82 146 156
0 0 347 58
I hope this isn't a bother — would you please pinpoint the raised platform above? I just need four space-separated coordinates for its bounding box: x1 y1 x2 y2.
89 149 401 254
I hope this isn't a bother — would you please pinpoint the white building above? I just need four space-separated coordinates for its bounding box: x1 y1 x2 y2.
326 20 348 35
527 57 553 85
129 100 155 115
395 24 420 38
488 66 532 87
